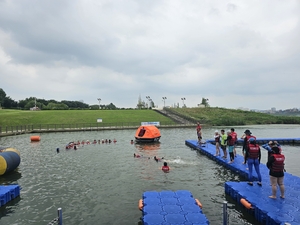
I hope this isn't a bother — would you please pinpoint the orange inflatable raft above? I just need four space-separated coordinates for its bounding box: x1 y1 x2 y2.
135 125 161 143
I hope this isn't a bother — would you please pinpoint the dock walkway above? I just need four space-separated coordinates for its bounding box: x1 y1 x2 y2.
185 139 300 225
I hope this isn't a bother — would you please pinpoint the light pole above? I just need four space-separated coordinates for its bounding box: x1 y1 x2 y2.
146 96 151 109
162 97 167 108
181 97 186 107
97 98 101 109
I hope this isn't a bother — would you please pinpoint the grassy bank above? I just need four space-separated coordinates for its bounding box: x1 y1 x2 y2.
0 109 175 127
168 107 300 125
1 108 300 128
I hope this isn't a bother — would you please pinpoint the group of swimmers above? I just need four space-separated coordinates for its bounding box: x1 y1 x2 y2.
133 153 170 172
65 139 117 149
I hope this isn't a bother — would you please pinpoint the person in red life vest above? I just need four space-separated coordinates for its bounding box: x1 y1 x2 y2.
262 141 282 159
227 131 235 164
196 122 202 144
230 128 238 157
267 146 285 199
214 130 221 156
245 138 262 186
162 162 170 172
241 129 256 164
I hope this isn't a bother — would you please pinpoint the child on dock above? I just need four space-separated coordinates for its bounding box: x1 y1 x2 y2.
214 130 220 156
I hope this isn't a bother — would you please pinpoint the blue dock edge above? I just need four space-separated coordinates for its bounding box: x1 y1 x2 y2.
141 190 209 225
0 185 20 207
185 139 300 225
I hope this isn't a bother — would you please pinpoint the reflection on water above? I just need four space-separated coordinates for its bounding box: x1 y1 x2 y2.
0 171 22 184
0 125 299 225
134 142 161 151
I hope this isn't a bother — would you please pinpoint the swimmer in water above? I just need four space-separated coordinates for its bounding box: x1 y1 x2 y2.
154 156 164 162
162 162 170 172
134 153 141 158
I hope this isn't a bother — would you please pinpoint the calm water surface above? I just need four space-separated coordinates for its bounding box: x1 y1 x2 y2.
0 125 299 225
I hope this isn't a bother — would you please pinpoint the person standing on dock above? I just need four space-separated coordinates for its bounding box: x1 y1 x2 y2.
220 129 227 159
245 138 262 186
230 128 238 157
214 130 220 156
267 146 285 199
262 141 282 159
196 122 202 144
241 129 256 164
227 131 235 164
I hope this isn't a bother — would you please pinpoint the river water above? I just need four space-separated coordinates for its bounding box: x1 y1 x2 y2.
0 124 299 225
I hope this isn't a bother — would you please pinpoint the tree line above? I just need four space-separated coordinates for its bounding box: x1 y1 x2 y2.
0 88 119 110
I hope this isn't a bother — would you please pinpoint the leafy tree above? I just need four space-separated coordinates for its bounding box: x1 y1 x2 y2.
201 98 210 107
24 100 45 110
106 103 117 110
0 88 6 107
90 105 99 110
136 95 145 109
3 96 18 108
46 102 68 110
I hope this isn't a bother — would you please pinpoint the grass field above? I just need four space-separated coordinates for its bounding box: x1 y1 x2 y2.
1 108 299 128
0 109 175 127
168 107 300 125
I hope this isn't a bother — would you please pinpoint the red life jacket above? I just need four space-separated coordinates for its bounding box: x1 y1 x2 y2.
162 166 170 172
271 154 285 172
227 134 235 146
248 143 260 159
231 132 238 142
214 135 220 142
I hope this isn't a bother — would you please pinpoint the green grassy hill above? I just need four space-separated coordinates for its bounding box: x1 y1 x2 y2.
1 108 299 127
0 109 175 127
167 107 300 126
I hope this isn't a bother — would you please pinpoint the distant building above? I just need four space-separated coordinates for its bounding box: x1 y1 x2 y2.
30 106 40 111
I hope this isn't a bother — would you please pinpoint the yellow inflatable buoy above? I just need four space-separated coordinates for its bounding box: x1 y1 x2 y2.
0 147 21 175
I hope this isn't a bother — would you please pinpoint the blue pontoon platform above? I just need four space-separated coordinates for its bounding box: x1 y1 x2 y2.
0 185 20 207
140 190 209 225
185 139 300 225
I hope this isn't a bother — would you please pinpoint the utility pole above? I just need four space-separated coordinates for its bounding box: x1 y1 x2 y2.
97 98 101 109
162 97 167 108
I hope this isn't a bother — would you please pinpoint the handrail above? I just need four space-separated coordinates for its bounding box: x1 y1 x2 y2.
0 122 195 136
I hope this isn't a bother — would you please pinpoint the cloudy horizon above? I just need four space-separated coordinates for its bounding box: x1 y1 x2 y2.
0 0 299 110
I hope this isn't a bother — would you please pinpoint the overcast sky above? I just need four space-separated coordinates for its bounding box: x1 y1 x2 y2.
0 0 299 110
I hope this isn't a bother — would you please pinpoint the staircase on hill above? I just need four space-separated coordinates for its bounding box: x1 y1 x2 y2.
153 109 195 125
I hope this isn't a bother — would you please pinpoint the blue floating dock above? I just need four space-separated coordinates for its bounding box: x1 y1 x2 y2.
141 190 209 225
185 139 300 225
0 185 20 207
207 137 300 145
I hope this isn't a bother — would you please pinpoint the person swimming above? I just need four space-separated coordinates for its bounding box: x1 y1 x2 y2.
154 156 164 162
162 162 170 172
134 153 141 158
